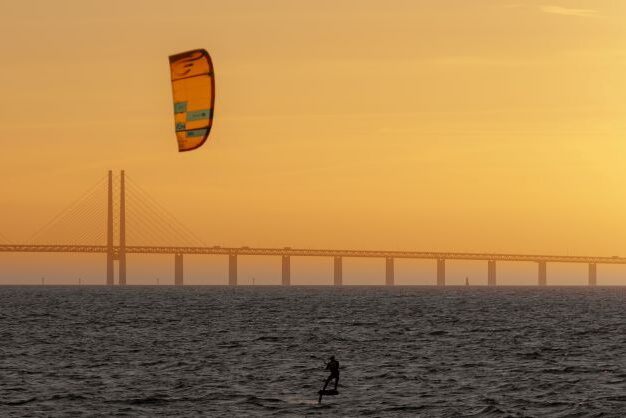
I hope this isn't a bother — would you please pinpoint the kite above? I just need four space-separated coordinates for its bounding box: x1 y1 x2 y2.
169 49 215 152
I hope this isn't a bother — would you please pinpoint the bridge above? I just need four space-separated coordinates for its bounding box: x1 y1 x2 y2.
1 171 624 286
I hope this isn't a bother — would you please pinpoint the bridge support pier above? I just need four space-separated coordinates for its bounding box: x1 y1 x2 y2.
106 252 114 285
334 256 342 286
437 259 446 286
229 254 238 286
487 260 496 286
118 253 126 285
588 263 597 287
538 261 547 286
282 255 291 286
174 253 183 286
385 257 394 286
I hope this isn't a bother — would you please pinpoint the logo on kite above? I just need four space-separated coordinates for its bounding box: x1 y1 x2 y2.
169 49 215 152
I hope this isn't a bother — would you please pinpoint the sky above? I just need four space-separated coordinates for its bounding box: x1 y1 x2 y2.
1 0 626 285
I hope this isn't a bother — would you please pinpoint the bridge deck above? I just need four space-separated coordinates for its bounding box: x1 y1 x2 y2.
0 245 625 264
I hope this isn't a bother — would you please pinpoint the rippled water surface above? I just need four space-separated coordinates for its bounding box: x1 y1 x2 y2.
1 286 626 416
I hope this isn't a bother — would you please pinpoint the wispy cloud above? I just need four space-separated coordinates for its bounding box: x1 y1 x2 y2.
539 5 599 17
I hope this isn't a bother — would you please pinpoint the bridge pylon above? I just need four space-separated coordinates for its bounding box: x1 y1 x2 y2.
119 170 127 285
106 170 114 285
106 170 126 285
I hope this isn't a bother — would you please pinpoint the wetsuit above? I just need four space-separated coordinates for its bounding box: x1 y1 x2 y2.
323 359 340 390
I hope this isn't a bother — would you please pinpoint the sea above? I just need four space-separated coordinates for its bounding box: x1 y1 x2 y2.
1 286 625 417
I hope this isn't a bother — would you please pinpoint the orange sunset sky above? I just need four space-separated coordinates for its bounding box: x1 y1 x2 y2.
1 0 626 285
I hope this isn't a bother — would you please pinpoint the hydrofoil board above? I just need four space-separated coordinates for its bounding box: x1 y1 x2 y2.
318 389 338 396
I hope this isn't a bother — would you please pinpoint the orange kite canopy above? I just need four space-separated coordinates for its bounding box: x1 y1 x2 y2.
169 49 215 152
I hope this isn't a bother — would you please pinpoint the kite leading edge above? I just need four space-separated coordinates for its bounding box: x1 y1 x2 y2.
169 49 215 152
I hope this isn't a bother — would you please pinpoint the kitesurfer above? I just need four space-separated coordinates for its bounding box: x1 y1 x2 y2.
323 355 340 391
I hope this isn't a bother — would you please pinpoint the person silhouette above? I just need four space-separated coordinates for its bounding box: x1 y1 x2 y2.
323 355 340 391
